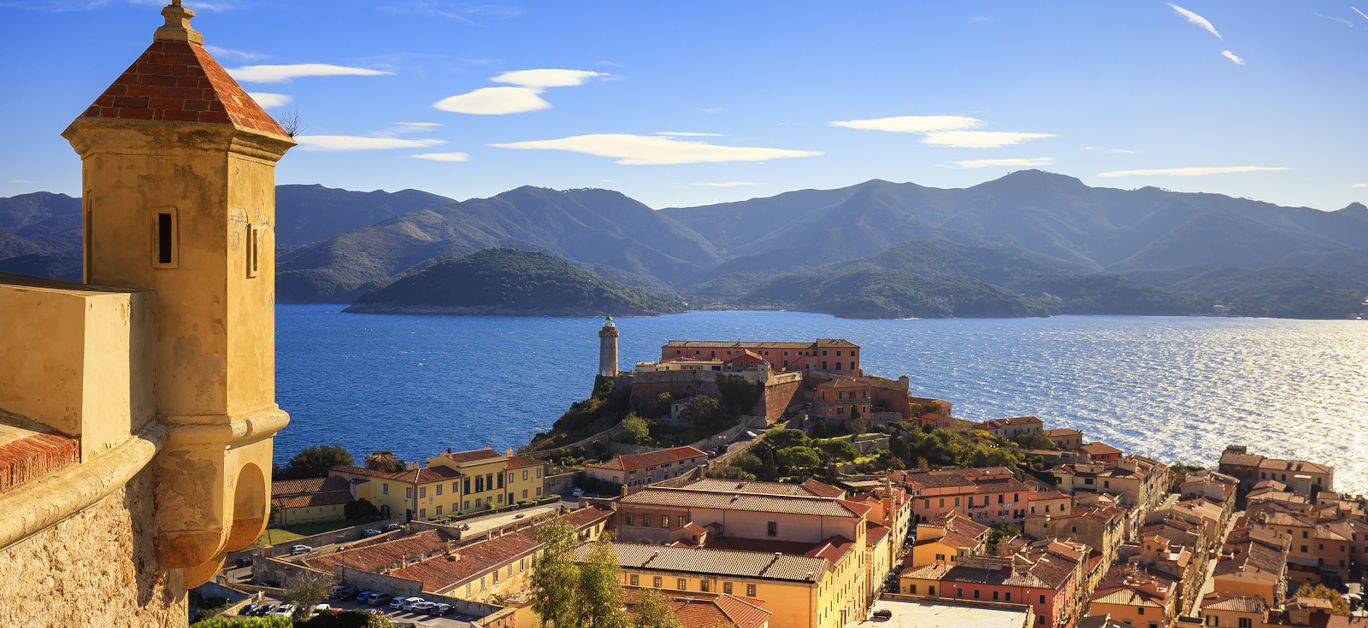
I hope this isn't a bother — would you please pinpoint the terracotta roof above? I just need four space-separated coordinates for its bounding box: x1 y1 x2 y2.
591 542 829 582
983 416 1042 428
1080 442 1123 457
272 491 353 509
75 6 287 137
271 476 350 497
799 478 846 498
392 532 540 591
624 589 772 628
1043 428 1081 437
1202 594 1269 613
504 454 545 469
664 339 857 349
866 523 890 546
331 464 464 484
681 478 839 497
0 429 80 495
438 447 504 464
589 447 707 472
305 529 458 573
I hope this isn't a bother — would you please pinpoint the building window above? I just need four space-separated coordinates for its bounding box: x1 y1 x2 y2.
419 508 426 518
955 497 960 507
523 470 529 481
723 582 733 595
498 494 503 503
643 515 650 527
436 505 442 515
537 468 542 478
992 591 999 601
508 473 514 483
406 487 413 498
767 521 778 537
1005 592 1011 602
660 515 669 528
153 208 178 268
523 489 528 499
464 500 470 510
465 478 472 494
383 484 389 495
653 576 662 588
678 516 686 527
974 589 980 599
746 584 756 597
909 585 917 594
626 514 635 526
537 487 542 496
1039 595 1045 604
677 578 686 590
493 571 499 584
630 575 639 586
700 580 710 593
476 477 483 492
420 487 426 498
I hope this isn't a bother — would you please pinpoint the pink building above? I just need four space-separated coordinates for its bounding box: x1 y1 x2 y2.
661 339 861 375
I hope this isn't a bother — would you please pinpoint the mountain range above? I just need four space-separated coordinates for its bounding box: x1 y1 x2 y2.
3 170 1365 319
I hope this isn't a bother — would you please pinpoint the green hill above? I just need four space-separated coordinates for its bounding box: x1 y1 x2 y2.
344 248 686 316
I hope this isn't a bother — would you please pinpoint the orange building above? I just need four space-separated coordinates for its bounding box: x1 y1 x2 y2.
661 339 861 375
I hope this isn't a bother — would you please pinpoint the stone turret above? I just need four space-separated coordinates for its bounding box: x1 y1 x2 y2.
62 0 294 586
598 316 619 377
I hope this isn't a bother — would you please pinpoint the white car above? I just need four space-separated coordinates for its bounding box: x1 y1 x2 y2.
271 603 295 616
388 596 407 610
410 600 437 614
400 596 427 611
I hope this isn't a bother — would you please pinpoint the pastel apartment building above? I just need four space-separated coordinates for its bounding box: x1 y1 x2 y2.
900 552 1082 627
1050 455 1169 513
977 416 1045 440
661 339 862 375
271 476 354 526
584 446 708 490
607 478 870 626
910 513 990 568
1218 446 1334 498
895 466 1034 525
330 447 548 520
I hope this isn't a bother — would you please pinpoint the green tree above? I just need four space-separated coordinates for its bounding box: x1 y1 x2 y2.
279 445 354 480
889 433 909 465
652 392 673 418
1293 583 1349 614
577 532 631 628
344 498 381 520
703 465 756 480
363 450 406 472
763 429 811 450
620 413 649 445
281 574 332 619
189 617 291 628
633 588 684 628
816 439 859 463
530 521 581 627
678 396 726 431
731 452 764 475
777 446 821 471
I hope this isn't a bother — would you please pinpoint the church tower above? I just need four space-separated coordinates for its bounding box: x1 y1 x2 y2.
62 0 295 586
598 316 619 377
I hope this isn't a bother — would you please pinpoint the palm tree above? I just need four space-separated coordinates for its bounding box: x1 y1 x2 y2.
363 450 406 472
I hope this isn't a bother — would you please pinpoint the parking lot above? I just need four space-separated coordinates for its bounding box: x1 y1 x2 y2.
236 593 481 627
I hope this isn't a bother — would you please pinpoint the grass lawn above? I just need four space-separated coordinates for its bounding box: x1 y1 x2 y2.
248 520 354 549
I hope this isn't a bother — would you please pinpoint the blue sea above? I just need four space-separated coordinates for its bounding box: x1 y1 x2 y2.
276 307 1368 495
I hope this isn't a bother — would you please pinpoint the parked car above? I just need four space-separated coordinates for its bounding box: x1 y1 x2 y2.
389 596 408 610
431 602 453 616
238 603 259 616
255 604 276 616
571 488 584 497
288 544 312 555
514 513 525 519
399 596 426 611
362 528 382 537
410 601 437 614
383 523 403 531
354 591 373 604
370 593 393 606
271 604 295 616
705 449 717 458
234 556 254 567
872 609 893 619
313 603 332 615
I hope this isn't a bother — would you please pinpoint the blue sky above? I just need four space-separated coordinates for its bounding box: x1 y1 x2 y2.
2 1 1365 210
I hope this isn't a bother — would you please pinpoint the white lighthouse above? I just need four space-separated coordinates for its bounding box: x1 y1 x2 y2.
598 316 619 377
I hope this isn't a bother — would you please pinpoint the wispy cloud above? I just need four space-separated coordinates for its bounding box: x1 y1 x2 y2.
830 115 982 133
294 135 446 151
694 181 759 187
1167 3 1222 39
1355 6 1368 22
951 157 1055 168
434 86 550 114
228 64 392 84
491 69 602 88
2 0 242 11
1353 183 1368 188
1097 166 1288 178
699 107 725 114
1221 50 1245 65
381 2 524 26
491 134 821 165
247 92 292 108
8 179 32 184
657 131 723 137
922 131 1055 148
1110 148 1138 154
393 122 443 130
412 152 470 162
205 45 267 61
1313 12 1354 27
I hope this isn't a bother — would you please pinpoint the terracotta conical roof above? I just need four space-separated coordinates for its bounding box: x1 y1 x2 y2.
75 1 288 138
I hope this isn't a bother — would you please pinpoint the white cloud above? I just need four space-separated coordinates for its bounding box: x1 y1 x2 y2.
921 131 1055 148
1221 50 1245 65
491 134 821 165
294 135 446 151
205 45 267 61
412 152 470 162
1313 12 1354 27
1354 6 1368 22
657 131 724 137
951 157 1055 168
227 63 392 84
1167 3 1222 39
434 86 550 115
1353 183 1368 188
699 107 725 114
491 69 602 88
694 181 759 187
1109 148 1137 154
395 122 443 128
1097 166 1288 178
8 179 32 184
247 92 292 108
829 115 982 133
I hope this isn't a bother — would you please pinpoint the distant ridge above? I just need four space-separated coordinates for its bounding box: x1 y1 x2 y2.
3 171 1365 318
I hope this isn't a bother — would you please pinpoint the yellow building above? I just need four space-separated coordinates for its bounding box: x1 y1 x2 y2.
0 2 293 623
330 447 548 520
909 513 989 568
271 477 353 526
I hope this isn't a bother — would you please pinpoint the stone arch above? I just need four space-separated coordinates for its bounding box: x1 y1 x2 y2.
224 461 268 553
